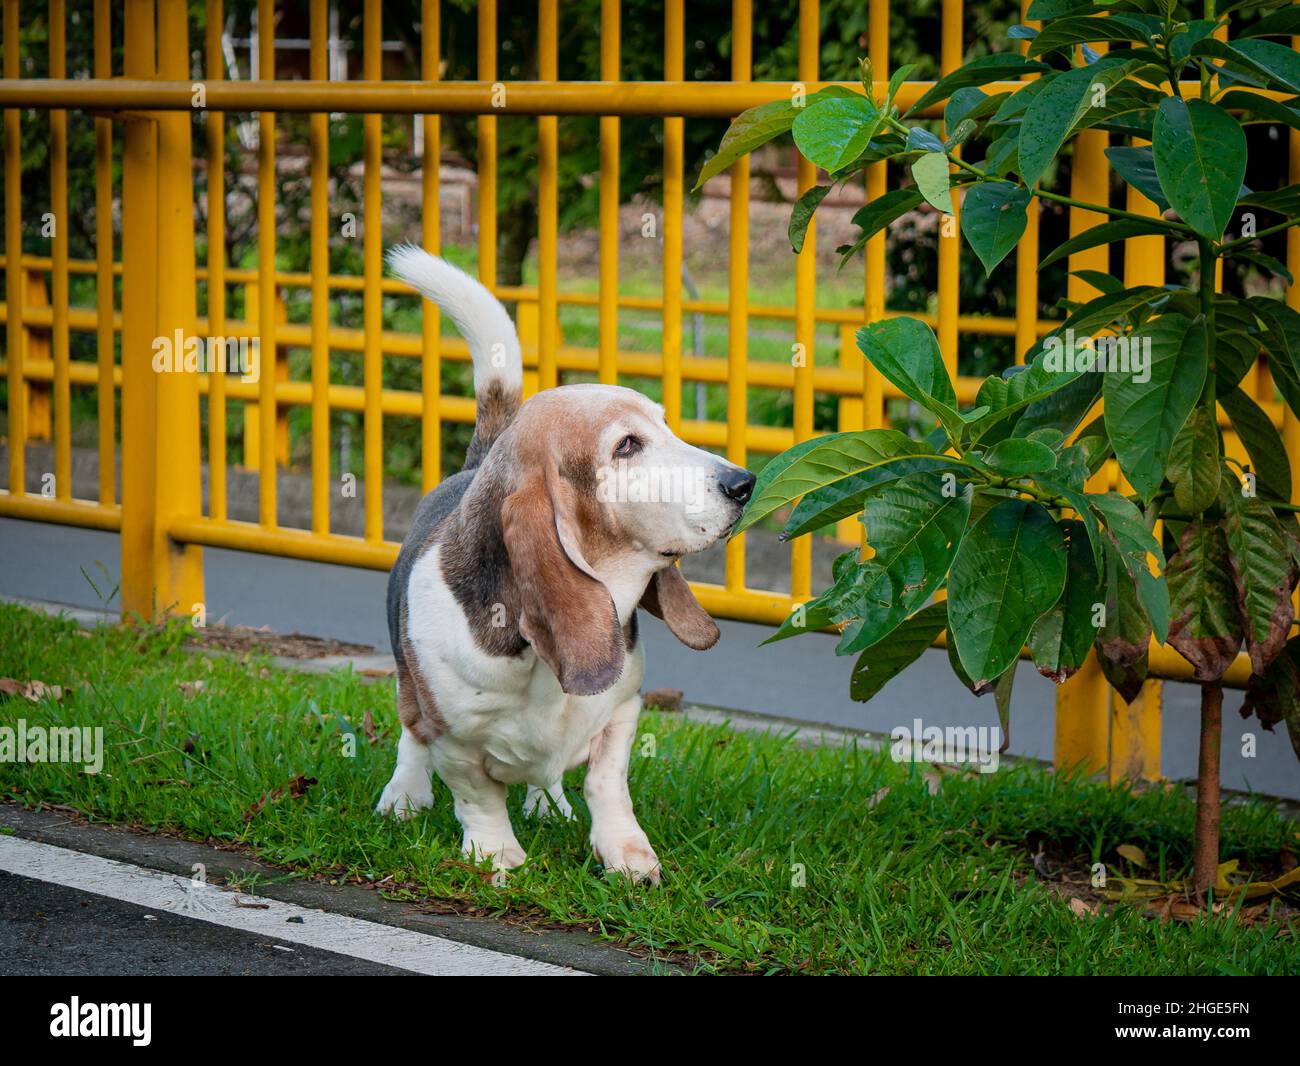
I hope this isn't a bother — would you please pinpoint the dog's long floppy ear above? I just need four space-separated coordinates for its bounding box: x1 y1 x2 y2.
501 467 625 695
640 565 720 651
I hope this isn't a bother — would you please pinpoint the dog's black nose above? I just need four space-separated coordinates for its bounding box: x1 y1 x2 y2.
718 466 756 504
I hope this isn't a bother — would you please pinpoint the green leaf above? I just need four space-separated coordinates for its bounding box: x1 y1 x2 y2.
789 185 831 254
1219 386 1293 503
1028 518 1104 683
1096 545 1151 704
905 54 1051 118
1018 62 1134 188
1244 297 1300 415
1087 491 1169 643
1216 89 1300 133
836 473 972 654
1102 313 1208 502
948 498 1068 687
962 181 1032 275
850 603 948 702
1240 7 1300 37
1214 295 1266 392
1231 38 1300 95
1152 98 1247 240
856 317 964 442
1027 15 1153 57
793 96 885 173
885 64 918 111
1220 477 1297 674
1104 145 1170 212
911 151 953 213
983 437 1058 476
780 455 963 540
1166 520 1242 683
837 188 925 262
693 86 855 190
1039 218 1167 271
1166 403 1221 514
735 429 933 535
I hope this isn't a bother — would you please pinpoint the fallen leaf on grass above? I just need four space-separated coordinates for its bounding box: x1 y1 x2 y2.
177 680 206 697
361 709 380 745
643 688 683 713
243 774 318 822
1100 860 1300 904
1116 843 1148 868
866 786 891 809
1069 898 1099 918
0 678 64 702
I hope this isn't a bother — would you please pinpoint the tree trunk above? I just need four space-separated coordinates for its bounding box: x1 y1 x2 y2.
1193 681 1223 897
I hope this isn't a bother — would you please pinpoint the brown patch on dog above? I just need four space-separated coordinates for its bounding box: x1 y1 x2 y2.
640 566 719 650
464 380 521 469
501 466 625 695
398 635 447 743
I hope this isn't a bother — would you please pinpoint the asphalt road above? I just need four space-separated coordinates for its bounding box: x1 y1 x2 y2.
1 516 1296 799
0 870 412 976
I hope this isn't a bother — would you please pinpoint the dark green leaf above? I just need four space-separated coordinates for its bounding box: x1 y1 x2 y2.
963 181 1032 275
1152 98 1247 240
906 54 1051 118
789 185 831 254
856 317 964 442
1039 218 1168 270
1102 313 1208 501
1105 144 1169 212
1219 386 1292 503
1166 403 1221 514
1220 476 1297 673
1028 518 1105 683
850 603 948 702
793 96 885 173
983 437 1058 476
780 455 963 540
1088 491 1169 643
948 498 1068 687
1166 519 1242 682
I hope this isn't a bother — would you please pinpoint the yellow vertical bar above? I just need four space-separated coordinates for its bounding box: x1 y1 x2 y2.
155 0 204 615
50 0 70 501
661 0 684 432
257 0 277 527
724 0 751 594
538 0 559 393
790 0 817 602
420 0 441 491
598 0 620 385
1104 136 1167 784
862 0 887 437
4 0 24 498
94 0 114 507
119 0 159 619
478 0 496 291
363 0 383 543
309 0 329 530
1054 41 1113 775
1013 0 1039 365
937 0 961 379
207 0 227 521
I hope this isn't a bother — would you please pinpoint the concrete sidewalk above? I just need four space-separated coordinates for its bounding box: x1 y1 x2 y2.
1 515 1297 799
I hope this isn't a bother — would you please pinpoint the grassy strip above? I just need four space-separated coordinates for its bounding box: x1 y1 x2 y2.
1 602 1295 975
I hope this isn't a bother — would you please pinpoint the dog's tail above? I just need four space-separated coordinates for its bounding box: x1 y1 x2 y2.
386 245 522 468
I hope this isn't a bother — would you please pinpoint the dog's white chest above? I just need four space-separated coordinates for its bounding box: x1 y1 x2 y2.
405 545 643 784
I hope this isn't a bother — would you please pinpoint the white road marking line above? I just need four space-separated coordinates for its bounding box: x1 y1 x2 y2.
0 835 587 976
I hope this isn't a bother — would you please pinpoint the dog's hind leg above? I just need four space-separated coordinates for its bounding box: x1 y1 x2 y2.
434 739 527 870
376 672 436 818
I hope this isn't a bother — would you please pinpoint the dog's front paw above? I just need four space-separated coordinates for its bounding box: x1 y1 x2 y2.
591 831 662 884
376 776 434 820
463 836 528 871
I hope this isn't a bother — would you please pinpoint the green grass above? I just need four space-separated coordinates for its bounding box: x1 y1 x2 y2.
2 602 1296 975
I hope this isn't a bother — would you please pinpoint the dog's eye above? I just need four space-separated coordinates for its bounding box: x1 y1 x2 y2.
614 435 641 459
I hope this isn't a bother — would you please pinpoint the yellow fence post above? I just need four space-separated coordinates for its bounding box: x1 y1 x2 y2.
22 267 51 442
119 0 203 622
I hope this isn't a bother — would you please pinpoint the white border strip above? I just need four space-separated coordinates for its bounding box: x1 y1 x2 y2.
0 835 586 977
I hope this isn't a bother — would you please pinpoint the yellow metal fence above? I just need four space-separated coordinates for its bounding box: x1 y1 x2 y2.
1 0 1297 782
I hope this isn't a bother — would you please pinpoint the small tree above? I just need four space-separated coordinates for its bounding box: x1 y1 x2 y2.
706 0 1300 896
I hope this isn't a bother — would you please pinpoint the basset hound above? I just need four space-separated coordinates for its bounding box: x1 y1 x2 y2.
378 247 755 882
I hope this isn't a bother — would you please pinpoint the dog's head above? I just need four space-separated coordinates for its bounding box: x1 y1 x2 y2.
495 384 754 695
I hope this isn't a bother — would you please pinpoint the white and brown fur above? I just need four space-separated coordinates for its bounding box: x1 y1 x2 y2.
377 248 754 882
